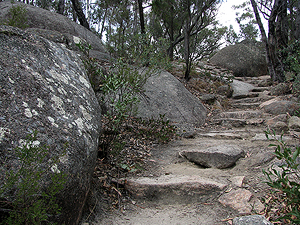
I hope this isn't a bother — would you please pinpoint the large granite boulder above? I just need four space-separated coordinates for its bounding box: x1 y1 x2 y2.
210 40 267 77
137 71 207 126
0 25 101 224
0 1 110 61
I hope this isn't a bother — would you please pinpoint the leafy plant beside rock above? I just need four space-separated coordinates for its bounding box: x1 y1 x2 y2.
263 130 300 224
76 40 175 171
0 131 67 225
1 3 28 29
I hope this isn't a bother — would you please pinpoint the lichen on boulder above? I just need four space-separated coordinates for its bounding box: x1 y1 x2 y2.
0 25 101 225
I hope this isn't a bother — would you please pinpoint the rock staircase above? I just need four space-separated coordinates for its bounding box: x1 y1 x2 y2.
97 74 299 225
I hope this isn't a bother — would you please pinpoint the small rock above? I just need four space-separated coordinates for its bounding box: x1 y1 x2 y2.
247 151 275 167
218 189 264 215
200 94 216 104
180 131 197 139
261 100 300 115
270 83 291 96
231 80 255 99
265 114 288 126
230 176 245 187
233 215 273 225
269 121 289 133
217 85 233 97
288 116 300 131
180 145 244 169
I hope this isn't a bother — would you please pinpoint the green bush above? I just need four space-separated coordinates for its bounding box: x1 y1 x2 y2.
263 129 300 224
2 4 28 29
0 131 67 225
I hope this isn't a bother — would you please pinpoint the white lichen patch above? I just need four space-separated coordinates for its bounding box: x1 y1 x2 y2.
59 154 68 164
18 139 40 149
8 77 15 84
31 109 38 116
37 98 45 108
79 105 92 121
23 102 28 107
48 68 69 84
48 116 55 123
46 77 54 83
0 127 10 143
51 95 65 115
48 116 59 128
58 87 67 95
79 76 90 89
73 36 81 44
51 164 61 173
75 118 84 135
24 108 32 118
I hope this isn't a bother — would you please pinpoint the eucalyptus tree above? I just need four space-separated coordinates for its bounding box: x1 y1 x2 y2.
233 1 259 41
152 0 222 80
249 0 299 82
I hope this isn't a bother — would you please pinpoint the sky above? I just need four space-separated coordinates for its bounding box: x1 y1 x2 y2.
217 0 243 31
216 0 268 34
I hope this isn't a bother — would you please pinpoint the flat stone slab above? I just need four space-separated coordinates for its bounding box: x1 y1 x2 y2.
233 215 273 225
124 175 227 202
215 110 263 120
231 80 256 99
218 189 264 215
180 145 245 169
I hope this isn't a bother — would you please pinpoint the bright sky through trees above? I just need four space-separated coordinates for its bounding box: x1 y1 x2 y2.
217 0 268 33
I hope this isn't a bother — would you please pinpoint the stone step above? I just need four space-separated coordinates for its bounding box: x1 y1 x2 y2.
231 102 261 110
123 175 227 203
180 144 245 169
211 118 264 127
214 110 263 120
231 96 270 104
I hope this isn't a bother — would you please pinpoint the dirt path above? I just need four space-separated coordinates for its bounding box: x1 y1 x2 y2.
85 70 298 225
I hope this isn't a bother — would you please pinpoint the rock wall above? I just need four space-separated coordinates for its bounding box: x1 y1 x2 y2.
0 25 101 225
0 1 110 61
137 71 207 126
210 40 268 77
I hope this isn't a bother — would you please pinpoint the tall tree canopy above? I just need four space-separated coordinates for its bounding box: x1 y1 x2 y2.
250 0 299 82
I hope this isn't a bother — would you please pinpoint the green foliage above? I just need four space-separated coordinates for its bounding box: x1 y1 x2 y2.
233 1 259 42
106 32 171 71
282 40 300 75
225 25 239 45
263 129 300 223
182 22 227 61
3 4 28 29
101 58 147 129
137 114 177 144
0 131 67 225
280 40 300 96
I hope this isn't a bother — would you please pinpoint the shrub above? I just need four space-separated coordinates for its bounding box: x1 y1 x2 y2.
0 131 67 225
263 129 300 224
2 4 28 29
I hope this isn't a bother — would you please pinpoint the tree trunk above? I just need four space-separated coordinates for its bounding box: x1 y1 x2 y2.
86 0 90 27
137 0 145 34
268 0 286 82
294 0 300 39
99 8 107 40
70 0 90 30
250 0 276 80
184 0 191 81
57 0 65 15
